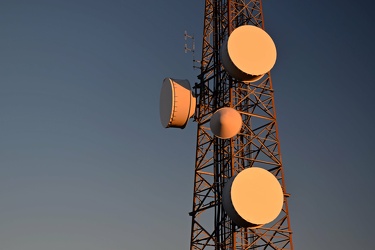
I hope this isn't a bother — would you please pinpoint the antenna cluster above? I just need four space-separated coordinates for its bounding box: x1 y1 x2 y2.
160 24 282 224
158 2 294 247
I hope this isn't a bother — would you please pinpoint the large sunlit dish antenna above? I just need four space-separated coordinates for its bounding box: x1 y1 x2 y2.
222 167 284 228
221 25 277 82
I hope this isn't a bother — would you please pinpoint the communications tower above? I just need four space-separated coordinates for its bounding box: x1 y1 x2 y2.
159 1 294 249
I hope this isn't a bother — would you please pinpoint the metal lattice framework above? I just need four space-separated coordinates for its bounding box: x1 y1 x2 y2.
189 0 294 249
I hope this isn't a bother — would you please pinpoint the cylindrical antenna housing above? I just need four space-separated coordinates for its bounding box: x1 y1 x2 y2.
160 78 196 128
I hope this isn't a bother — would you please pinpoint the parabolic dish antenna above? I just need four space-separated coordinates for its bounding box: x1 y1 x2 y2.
221 25 277 83
222 167 284 228
210 107 242 139
160 78 196 128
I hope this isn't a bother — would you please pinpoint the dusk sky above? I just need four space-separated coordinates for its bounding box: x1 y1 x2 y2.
0 0 374 249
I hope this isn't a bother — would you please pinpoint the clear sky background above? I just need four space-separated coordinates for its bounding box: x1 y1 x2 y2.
0 0 374 249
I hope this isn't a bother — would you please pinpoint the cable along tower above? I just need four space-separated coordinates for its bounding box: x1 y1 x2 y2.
159 1 294 249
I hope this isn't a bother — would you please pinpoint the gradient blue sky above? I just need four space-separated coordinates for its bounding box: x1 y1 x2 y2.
0 0 374 249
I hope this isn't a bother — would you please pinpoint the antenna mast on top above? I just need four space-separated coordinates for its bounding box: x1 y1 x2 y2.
184 30 200 69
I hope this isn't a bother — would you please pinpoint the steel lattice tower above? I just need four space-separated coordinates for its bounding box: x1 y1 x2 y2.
189 0 294 249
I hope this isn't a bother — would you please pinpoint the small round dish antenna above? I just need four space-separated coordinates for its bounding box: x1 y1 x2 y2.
210 107 242 139
160 78 196 128
222 167 284 228
221 25 277 83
